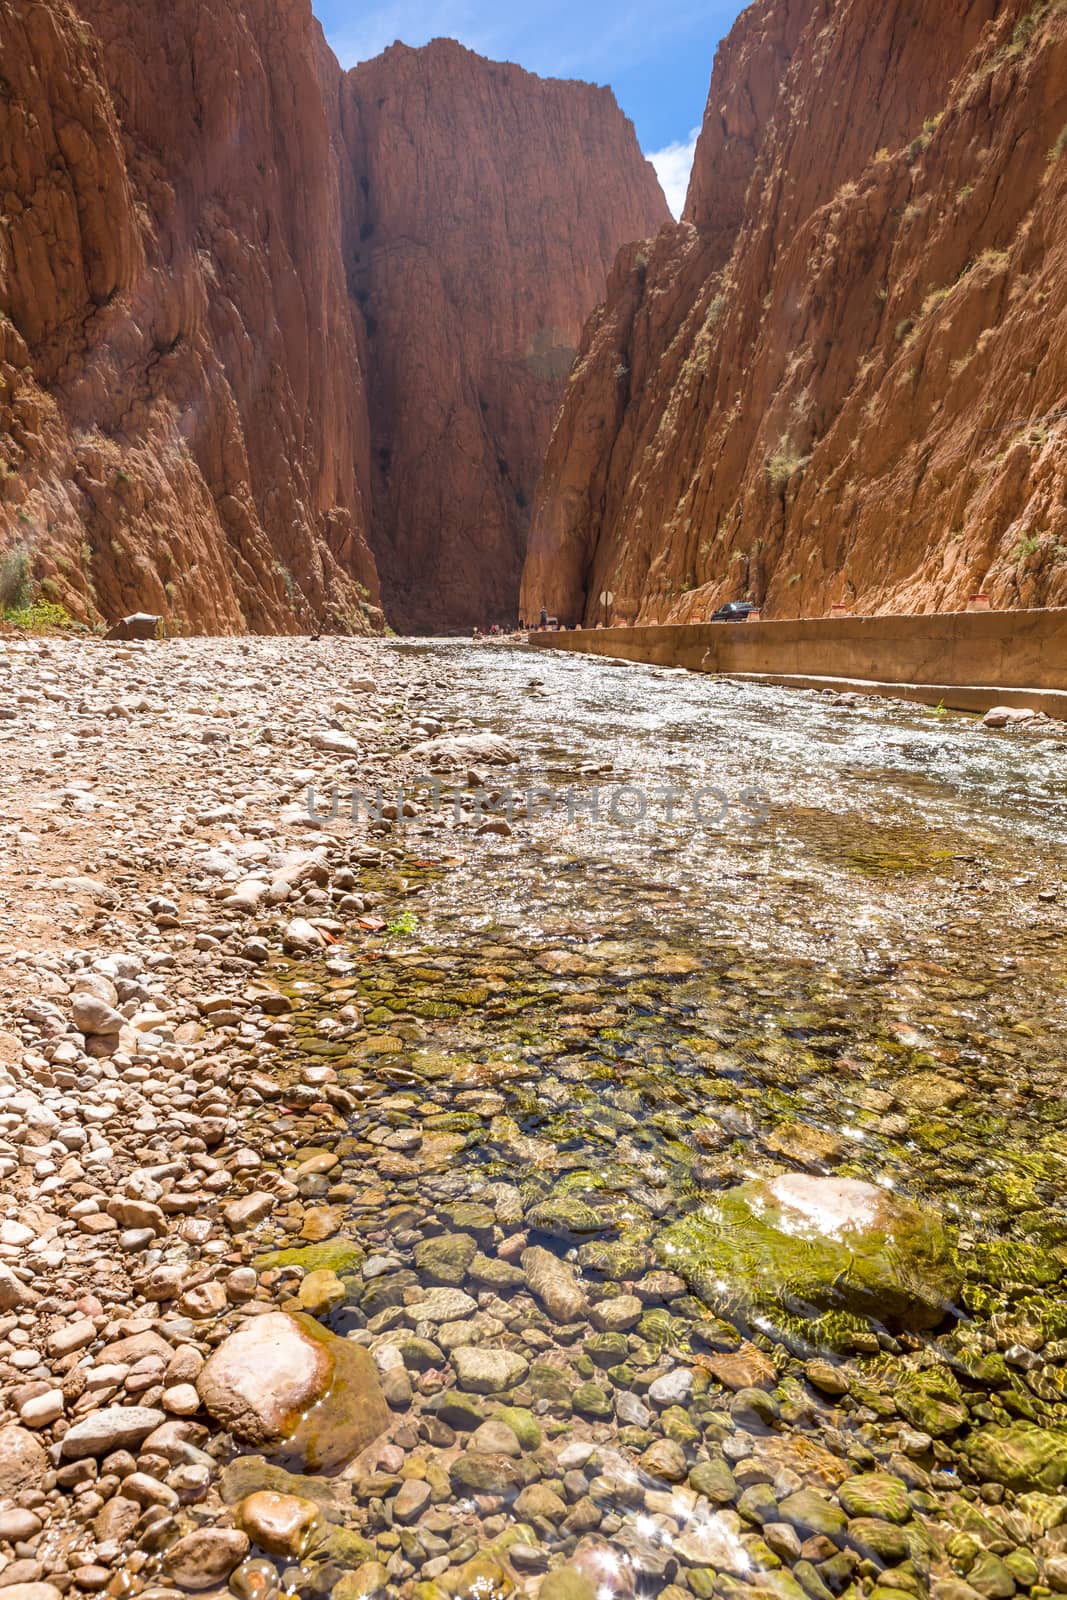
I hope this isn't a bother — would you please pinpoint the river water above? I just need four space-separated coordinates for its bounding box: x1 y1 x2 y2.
259 641 1067 1599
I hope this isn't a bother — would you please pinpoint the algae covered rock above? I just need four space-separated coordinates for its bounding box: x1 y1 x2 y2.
197 1312 389 1472
659 1174 958 1340
254 1238 365 1276
965 1425 1067 1492
897 1367 969 1437
838 1472 912 1523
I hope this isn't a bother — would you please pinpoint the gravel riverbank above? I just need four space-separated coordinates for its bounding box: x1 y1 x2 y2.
1 635 1065 1600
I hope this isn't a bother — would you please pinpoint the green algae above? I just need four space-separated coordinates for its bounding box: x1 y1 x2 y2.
255 1238 366 1275
659 1176 960 1345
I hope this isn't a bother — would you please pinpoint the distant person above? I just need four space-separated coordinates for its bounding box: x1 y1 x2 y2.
539 607 548 630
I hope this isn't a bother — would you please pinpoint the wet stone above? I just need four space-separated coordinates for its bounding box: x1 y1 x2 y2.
452 1347 529 1393
414 1232 479 1285
838 1472 912 1523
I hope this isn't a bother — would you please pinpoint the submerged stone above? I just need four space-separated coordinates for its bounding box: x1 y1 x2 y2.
896 1367 969 1437
255 1238 366 1276
965 1426 1067 1492
658 1174 959 1340
837 1473 911 1524
526 1196 611 1244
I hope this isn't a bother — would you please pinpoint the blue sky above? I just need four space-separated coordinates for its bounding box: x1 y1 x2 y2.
316 0 747 216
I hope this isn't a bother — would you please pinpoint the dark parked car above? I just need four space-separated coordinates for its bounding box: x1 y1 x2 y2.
710 601 760 623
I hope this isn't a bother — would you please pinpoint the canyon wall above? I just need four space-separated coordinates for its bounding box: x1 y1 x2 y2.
0 0 381 633
0 6 666 634
522 0 1067 627
335 41 668 632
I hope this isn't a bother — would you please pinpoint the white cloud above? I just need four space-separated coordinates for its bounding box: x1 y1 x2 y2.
648 126 700 219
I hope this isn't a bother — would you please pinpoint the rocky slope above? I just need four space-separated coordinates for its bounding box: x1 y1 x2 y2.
0 6 666 635
335 40 668 632
0 0 382 634
521 0 1067 626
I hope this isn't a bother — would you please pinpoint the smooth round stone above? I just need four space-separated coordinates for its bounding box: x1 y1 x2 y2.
196 1312 389 1471
847 1517 911 1564
405 1288 478 1324
393 1478 432 1523
60 1406 165 1460
522 1245 588 1323
965 1425 1067 1492
235 1491 321 1559
589 1294 642 1333
162 1528 250 1590
538 1571 597 1600
470 1419 523 1457
297 1269 347 1316
451 1346 529 1393
648 1367 693 1406
838 1472 912 1523
778 1489 848 1539
640 1438 687 1483
449 1451 524 1495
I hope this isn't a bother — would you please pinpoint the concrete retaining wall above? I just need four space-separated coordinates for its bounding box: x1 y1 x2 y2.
528 609 1067 718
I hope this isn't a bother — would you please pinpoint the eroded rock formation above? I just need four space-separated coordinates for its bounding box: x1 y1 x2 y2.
336 41 668 632
521 0 1067 627
0 5 667 633
0 0 381 633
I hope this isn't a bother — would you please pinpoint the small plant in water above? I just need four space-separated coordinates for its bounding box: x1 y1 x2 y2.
387 910 420 938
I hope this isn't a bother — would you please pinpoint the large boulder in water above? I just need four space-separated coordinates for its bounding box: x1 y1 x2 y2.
196 1313 389 1472
659 1174 958 1341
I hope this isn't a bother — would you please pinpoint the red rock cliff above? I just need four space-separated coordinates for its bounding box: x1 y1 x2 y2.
522 0 1067 627
1 10 666 634
0 0 381 633
337 41 669 632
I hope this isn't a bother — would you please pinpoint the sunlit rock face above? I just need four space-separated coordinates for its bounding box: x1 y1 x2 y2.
337 39 669 632
0 8 667 635
0 0 382 634
521 0 1067 627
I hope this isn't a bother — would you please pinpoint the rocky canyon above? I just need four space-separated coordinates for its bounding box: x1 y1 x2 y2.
0 1 666 634
335 41 668 632
521 0 1067 627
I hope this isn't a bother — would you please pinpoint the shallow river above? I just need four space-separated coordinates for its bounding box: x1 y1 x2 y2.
259 642 1067 1600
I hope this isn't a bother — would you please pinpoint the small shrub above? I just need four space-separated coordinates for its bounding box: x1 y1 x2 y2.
1014 533 1043 562
1010 0 1058 55
3 597 75 631
0 542 32 611
921 285 951 318
766 440 812 489
614 362 630 381
1049 124 1067 163
274 563 297 606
